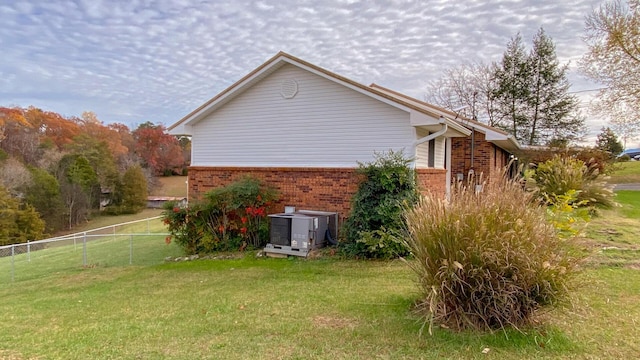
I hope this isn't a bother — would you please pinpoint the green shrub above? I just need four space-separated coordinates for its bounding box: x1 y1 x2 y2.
403 175 578 332
162 177 277 255
545 190 590 239
342 150 419 259
617 154 631 162
532 155 615 209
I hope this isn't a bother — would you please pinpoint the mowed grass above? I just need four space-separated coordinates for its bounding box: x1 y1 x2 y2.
609 161 640 183
0 189 639 358
152 175 189 197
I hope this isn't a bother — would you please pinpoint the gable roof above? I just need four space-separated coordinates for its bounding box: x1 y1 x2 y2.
369 84 521 152
168 51 470 137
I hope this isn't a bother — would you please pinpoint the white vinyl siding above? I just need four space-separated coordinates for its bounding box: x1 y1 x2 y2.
434 137 445 169
415 128 429 168
191 64 414 167
414 128 445 169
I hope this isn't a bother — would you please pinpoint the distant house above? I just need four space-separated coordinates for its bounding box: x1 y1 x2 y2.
147 196 187 209
168 52 519 217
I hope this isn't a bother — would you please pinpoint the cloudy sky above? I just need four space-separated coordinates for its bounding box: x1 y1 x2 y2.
1 0 610 142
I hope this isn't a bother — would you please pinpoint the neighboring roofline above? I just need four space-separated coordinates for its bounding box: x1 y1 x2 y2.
168 51 468 137
369 83 521 151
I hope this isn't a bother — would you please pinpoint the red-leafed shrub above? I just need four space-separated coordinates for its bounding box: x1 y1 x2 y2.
162 177 277 255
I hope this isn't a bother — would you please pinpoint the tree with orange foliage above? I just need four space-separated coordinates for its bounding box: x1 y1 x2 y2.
133 122 185 175
0 107 30 143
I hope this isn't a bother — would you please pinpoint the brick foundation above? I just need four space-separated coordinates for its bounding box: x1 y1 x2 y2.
188 166 447 218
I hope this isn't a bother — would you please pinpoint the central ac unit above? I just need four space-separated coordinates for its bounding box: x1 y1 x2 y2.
264 210 338 257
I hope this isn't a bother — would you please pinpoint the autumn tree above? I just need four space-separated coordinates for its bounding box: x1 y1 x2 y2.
0 185 45 246
425 62 499 125
582 0 640 143
133 122 185 175
58 154 99 228
0 157 32 197
0 107 40 164
0 107 30 144
79 112 129 163
25 106 80 150
108 122 137 170
66 133 119 197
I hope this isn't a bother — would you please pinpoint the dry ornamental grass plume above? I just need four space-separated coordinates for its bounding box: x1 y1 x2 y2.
404 171 579 333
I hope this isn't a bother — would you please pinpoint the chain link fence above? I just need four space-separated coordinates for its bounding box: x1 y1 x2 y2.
0 217 177 283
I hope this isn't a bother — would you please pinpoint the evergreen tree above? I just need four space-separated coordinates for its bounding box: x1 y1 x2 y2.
120 165 148 214
528 28 584 145
492 34 532 142
596 127 624 156
24 167 64 233
491 29 584 145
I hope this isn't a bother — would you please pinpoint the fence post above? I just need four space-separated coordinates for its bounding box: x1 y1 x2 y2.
11 245 15 282
129 235 133 265
83 232 87 266
27 241 31 262
147 219 150 234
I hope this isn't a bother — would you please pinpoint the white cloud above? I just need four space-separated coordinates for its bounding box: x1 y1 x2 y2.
0 0 605 139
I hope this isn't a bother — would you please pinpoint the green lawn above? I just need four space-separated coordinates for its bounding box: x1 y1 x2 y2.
152 175 189 197
1 191 639 359
609 161 640 183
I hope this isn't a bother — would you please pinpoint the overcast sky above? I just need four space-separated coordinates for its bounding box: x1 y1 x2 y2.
1 0 613 144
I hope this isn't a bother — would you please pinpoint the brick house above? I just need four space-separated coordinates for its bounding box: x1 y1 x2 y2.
168 52 519 218
366 84 520 183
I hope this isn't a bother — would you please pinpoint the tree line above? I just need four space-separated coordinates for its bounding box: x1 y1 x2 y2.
0 107 190 245
426 0 640 148
426 27 584 146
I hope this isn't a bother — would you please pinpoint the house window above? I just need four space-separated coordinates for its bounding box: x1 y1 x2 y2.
428 139 435 168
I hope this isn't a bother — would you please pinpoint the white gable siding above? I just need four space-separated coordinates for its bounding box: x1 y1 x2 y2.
415 128 429 168
415 128 445 169
191 64 414 167
434 137 445 169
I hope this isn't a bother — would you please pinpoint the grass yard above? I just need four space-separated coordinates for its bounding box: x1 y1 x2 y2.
0 187 639 359
608 161 640 183
152 175 189 197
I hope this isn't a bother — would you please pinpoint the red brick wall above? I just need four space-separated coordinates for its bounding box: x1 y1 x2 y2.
188 166 446 218
451 132 511 183
416 168 447 197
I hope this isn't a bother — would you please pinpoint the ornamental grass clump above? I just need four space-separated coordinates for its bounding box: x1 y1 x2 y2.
404 175 578 333
532 155 615 209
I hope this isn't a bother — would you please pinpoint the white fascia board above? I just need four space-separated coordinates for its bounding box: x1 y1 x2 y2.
483 128 509 141
168 123 192 136
482 128 521 151
411 111 471 137
444 119 472 136
410 110 440 126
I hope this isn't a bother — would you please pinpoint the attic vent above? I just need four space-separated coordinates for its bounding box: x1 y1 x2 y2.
280 79 298 99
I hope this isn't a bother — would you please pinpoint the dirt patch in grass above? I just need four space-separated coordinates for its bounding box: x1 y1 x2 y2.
626 262 640 270
0 350 37 360
313 315 359 329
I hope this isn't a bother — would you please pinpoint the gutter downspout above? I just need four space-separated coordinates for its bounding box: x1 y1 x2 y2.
414 116 448 146
413 116 449 199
